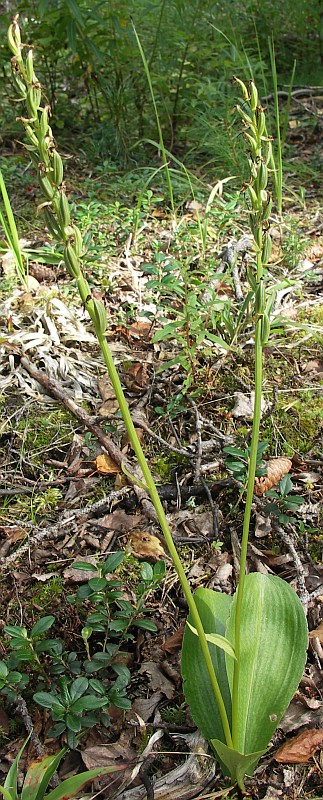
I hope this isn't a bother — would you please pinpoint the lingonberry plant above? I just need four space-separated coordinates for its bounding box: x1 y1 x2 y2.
1 556 165 748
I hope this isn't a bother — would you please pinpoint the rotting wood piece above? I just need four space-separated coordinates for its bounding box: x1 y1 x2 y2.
114 731 219 800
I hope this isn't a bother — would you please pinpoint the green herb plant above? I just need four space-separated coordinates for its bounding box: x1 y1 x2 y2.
224 444 305 525
141 251 231 386
224 441 269 484
7 20 308 792
0 556 164 748
0 733 122 800
0 168 27 287
264 473 305 526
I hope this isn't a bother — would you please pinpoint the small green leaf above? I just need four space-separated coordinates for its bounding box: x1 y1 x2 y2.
185 622 236 659
140 562 153 581
102 551 124 574
69 677 88 702
31 616 55 638
33 691 64 712
66 712 82 732
211 739 266 792
88 578 107 592
133 618 158 631
4 626 28 639
0 662 8 679
72 695 109 712
72 561 98 572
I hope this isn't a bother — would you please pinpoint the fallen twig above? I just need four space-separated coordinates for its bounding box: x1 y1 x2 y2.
19 355 163 530
273 523 310 613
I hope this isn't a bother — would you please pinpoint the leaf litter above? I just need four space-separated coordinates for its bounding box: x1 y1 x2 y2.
0 171 322 798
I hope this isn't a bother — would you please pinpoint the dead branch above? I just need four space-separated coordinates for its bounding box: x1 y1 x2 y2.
19 355 162 529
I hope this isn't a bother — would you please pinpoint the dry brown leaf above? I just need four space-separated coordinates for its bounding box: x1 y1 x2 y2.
97 374 115 401
128 691 163 723
232 391 268 419
302 359 323 376
123 361 149 392
81 733 135 794
129 530 166 561
309 621 323 643
0 525 27 543
0 708 10 735
254 457 292 496
128 320 152 341
97 375 119 415
161 623 185 653
139 661 175 699
275 728 323 763
94 510 143 533
95 453 120 475
32 572 57 581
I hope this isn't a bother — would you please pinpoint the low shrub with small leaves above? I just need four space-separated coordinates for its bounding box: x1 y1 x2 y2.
0 556 165 748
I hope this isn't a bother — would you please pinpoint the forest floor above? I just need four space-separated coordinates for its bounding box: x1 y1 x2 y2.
0 93 322 800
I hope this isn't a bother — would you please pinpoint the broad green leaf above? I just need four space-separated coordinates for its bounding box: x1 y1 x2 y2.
181 589 232 744
225 573 308 756
185 622 236 659
211 739 265 792
47 766 124 800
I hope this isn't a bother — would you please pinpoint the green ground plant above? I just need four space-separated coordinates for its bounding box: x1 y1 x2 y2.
0 555 164 749
6 19 308 791
0 734 121 800
0 169 27 287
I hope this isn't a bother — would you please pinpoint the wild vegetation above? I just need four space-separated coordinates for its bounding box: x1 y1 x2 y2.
0 2 322 799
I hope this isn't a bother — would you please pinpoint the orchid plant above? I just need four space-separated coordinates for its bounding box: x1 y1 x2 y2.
7 18 308 791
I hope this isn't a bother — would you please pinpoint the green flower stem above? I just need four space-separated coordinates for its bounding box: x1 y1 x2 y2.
96 329 233 748
231 316 263 750
231 79 267 751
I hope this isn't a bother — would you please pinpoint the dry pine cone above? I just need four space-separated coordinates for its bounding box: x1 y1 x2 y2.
254 457 292 497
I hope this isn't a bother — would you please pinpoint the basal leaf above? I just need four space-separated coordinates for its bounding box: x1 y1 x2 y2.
21 749 67 800
225 573 308 756
181 589 232 743
46 766 124 800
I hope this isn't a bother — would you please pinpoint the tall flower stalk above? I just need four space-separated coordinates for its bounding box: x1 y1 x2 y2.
231 77 273 748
